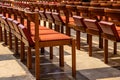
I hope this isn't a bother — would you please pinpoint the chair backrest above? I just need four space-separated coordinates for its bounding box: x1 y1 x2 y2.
52 12 63 23
73 16 85 27
12 20 20 34
45 11 54 23
1 16 10 31
39 11 47 20
99 21 120 41
0 14 4 26
84 19 101 32
18 24 34 47
6 18 14 31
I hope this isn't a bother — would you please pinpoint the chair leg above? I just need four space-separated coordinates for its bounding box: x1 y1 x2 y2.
0 26 3 41
44 21 46 26
87 34 89 44
9 32 12 49
113 42 117 54
50 47 53 59
76 31 80 50
41 47 45 53
59 46 64 67
49 23 52 29
4 29 7 45
27 47 32 69
35 46 40 80
72 39 76 78
99 36 103 49
66 26 71 36
88 34 92 56
55 24 60 32
61 25 64 34
14 36 19 55
20 41 25 61
104 39 108 64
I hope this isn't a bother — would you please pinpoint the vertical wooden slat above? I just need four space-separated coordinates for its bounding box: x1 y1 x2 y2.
72 39 76 78
4 28 7 45
14 36 18 54
104 39 108 64
0 25 3 41
65 8 71 36
113 42 117 54
88 34 92 56
20 18 25 61
14 13 19 55
99 35 103 49
50 47 53 59
8 13 12 49
59 45 64 67
76 30 80 50
27 47 32 69
20 41 25 61
27 19 31 34
34 12 40 80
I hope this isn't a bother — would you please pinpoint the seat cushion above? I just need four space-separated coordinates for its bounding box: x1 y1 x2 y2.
31 27 58 35
32 32 71 42
39 33 71 41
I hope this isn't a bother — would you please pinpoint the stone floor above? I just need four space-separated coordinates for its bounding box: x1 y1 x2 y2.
1 30 120 80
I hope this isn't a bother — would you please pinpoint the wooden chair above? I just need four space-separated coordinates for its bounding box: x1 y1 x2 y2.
72 16 87 50
23 12 76 80
99 21 120 63
83 19 103 58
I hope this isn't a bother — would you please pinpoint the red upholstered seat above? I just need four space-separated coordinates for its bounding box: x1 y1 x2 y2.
34 32 71 42
31 27 58 35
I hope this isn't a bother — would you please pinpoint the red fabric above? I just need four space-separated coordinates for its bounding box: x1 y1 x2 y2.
19 23 71 47
31 28 58 35
32 32 71 42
